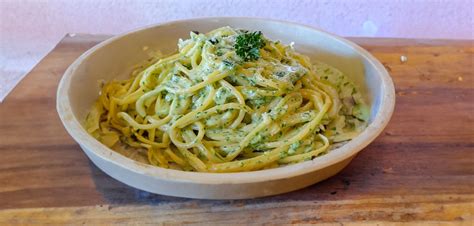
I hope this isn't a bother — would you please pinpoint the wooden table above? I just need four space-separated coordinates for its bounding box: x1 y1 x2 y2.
0 35 473 225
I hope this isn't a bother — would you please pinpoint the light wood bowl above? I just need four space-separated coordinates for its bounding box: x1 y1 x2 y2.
57 17 395 199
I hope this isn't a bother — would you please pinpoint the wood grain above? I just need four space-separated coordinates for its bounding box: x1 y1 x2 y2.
0 34 473 224
0 195 471 225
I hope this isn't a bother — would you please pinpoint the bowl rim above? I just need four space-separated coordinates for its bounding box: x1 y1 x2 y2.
57 16 395 184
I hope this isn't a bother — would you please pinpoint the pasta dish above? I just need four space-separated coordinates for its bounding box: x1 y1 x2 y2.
85 26 369 172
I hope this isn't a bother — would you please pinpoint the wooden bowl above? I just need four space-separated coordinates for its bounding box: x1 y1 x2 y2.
57 17 395 199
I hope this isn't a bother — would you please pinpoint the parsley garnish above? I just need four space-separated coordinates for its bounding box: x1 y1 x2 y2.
235 31 265 61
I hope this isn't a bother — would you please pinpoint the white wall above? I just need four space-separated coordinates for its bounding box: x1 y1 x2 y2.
1 0 473 100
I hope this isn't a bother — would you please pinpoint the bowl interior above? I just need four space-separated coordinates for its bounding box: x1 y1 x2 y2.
59 18 393 183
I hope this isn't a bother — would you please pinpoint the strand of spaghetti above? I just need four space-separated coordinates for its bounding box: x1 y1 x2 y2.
140 64 163 87
156 53 183 65
175 70 230 94
147 148 160 166
225 113 272 161
106 98 116 123
184 40 203 57
203 142 220 156
285 92 303 114
292 138 315 156
203 140 238 146
147 127 155 141
164 147 187 166
136 86 165 116
203 110 236 128
166 84 215 128
155 67 173 85
204 129 244 142
153 94 167 116
182 130 224 163
236 86 281 98
218 80 246 128
265 95 331 148
208 144 289 172
173 103 252 129
254 71 281 90
268 92 299 119
302 76 339 117
195 85 217 112
280 110 317 127
175 62 191 76
134 132 169 148
300 89 324 110
113 87 144 105
279 134 329 163
200 42 214 66
177 147 207 172
190 42 203 68
169 121 205 149
117 112 171 130
125 73 143 95
148 148 169 168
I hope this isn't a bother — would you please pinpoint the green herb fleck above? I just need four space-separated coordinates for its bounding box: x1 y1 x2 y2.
289 141 301 152
275 71 286 78
222 60 234 68
279 151 288 159
209 38 219 45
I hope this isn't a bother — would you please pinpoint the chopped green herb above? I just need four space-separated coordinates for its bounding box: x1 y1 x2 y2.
209 38 219 45
289 141 301 152
222 60 234 68
275 71 286 77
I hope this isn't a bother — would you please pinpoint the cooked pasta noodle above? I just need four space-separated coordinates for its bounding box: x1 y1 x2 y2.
85 26 369 172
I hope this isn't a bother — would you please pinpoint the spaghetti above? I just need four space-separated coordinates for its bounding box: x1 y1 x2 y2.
85 26 369 172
